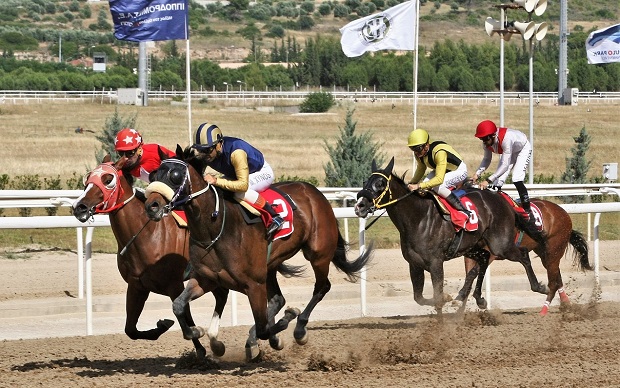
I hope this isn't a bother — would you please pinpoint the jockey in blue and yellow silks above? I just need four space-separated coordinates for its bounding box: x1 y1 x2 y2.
190 122 284 238
407 129 471 217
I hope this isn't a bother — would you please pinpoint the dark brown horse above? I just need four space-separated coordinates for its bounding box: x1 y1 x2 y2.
72 156 229 359
143 146 372 361
354 158 545 315
457 196 592 315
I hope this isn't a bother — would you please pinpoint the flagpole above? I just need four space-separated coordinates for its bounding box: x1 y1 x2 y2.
412 0 420 174
413 0 419 130
185 15 192 146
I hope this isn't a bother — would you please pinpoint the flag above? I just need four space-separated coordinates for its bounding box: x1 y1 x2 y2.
109 0 188 42
339 0 417 58
586 23 620 64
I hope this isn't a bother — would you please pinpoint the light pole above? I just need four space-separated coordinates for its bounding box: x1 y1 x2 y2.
237 80 246 106
484 0 547 184
223 82 229 100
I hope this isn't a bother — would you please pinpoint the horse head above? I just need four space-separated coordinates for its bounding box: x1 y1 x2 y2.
354 157 396 218
72 154 134 222
144 145 208 222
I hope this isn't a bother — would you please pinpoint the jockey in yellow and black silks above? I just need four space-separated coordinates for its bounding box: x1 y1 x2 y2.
407 129 470 217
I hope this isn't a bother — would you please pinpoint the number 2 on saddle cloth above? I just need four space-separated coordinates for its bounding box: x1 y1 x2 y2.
243 188 295 241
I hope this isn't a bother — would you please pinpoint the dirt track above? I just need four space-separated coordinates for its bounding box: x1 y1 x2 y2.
2 245 620 387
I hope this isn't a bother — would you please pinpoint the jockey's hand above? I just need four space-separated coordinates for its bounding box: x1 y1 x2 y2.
204 174 217 185
407 183 419 192
479 180 489 190
472 174 480 183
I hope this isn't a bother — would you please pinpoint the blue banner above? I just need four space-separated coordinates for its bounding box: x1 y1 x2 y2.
109 0 188 42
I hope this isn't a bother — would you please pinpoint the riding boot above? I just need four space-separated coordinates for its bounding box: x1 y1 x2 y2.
445 192 471 217
514 181 534 222
262 201 284 238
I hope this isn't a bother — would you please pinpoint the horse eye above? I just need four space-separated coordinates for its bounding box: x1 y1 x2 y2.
103 174 117 189
169 170 183 185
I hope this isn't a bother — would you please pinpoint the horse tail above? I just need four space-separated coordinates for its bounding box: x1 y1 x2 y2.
276 262 306 278
331 229 374 281
514 212 548 261
569 229 593 271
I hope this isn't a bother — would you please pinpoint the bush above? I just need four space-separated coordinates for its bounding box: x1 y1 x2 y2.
299 91 335 113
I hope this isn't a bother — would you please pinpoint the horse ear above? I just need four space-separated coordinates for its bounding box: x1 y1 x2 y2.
385 157 395 173
157 146 169 161
103 154 111 163
371 159 377 172
175 144 184 158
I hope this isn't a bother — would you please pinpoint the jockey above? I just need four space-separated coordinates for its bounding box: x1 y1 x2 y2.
472 120 534 221
407 129 471 217
114 128 175 183
190 122 284 238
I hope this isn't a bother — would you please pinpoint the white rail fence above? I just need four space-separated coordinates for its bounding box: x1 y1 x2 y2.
1 184 620 335
1 90 620 106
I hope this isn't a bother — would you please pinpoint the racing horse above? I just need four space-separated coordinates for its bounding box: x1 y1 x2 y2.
143 146 372 361
71 155 227 359
354 157 545 316
457 196 592 315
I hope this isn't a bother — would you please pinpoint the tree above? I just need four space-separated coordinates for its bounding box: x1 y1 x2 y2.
95 108 138 163
323 108 385 187
561 126 591 185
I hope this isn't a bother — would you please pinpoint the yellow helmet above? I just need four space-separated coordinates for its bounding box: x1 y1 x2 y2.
407 129 429 147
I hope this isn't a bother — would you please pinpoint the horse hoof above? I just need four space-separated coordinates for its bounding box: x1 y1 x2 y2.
476 300 488 310
210 338 226 357
245 344 264 363
157 319 175 331
196 346 207 359
294 330 309 346
184 326 206 340
285 307 301 320
269 336 284 351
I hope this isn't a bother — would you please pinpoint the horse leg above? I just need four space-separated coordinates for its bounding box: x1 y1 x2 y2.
125 285 174 340
409 264 434 306
455 257 479 303
244 272 290 362
471 250 491 310
172 278 208 340
293 259 332 346
428 260 446 318
517 248 549 295
538 248 566 316
204 287 229 357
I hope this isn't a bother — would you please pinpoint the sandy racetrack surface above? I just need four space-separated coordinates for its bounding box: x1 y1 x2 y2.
2 244 620 387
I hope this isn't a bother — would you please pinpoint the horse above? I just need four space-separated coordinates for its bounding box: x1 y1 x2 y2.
456 195 592 315
71 155 227 359
143 145 372 362
354 157 545 316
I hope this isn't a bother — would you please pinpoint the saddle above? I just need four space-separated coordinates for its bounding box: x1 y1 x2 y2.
429 190 479 232
237 187 297 241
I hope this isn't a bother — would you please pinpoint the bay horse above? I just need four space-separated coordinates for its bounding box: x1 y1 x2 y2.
457 195 592 315
72 155 229 359
354 158 545 316
143 146 372 361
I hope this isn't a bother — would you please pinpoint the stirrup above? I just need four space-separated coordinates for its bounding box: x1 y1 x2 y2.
266 216 284 238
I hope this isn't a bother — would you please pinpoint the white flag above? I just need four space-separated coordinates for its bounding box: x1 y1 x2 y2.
586 23 620 64
340 0 417 58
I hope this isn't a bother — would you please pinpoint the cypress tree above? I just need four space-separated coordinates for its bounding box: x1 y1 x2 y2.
323 107 385 187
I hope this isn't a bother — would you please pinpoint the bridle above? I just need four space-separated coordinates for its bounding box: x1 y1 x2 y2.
147 158 225 251
82 163 136 217
359 171 415 212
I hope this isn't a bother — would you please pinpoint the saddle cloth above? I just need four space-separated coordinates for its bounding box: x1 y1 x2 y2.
436 192 479 232
244 188 294 241
498 191 544 231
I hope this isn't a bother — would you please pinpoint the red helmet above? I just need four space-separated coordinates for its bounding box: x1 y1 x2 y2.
115 128 143 151
475 120 497 138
